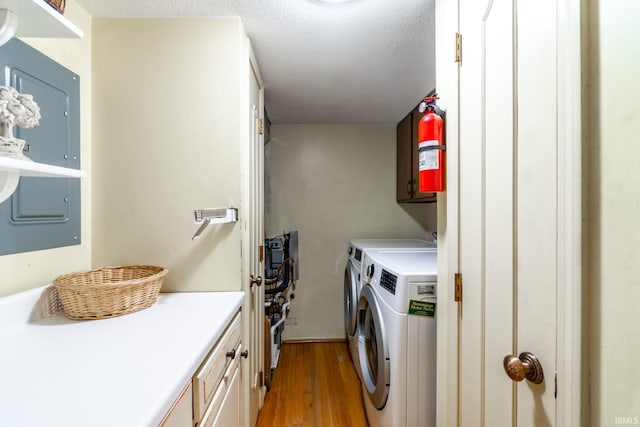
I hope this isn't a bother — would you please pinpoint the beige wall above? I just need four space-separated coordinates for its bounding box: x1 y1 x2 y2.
92 18 246 292
588 1 640 424
0 0 92 298
266 124 435 340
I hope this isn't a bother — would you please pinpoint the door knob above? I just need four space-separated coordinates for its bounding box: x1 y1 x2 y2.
250 275 263 287
503 351 544 384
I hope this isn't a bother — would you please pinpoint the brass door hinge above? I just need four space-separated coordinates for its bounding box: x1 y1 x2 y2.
455 32 462 63
259 245 264 263
454 273 463 302
258 118 264 135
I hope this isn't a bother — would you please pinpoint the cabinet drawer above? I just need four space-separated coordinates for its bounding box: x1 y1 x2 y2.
199 345 241 427
193 312 241 423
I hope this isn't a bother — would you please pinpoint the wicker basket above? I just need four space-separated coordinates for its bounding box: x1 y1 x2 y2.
54 265 168 320
45 0 66 14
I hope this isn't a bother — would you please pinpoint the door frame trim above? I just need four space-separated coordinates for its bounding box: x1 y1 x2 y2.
434 0 461 425
555 0 583 424
241 37 266 427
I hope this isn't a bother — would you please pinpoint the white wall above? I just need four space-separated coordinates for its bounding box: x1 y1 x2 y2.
0 0 92 298
266 124 435 340
588 1 640 424
92 18 246 292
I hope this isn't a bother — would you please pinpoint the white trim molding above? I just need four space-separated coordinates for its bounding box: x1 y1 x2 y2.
555 0 583 425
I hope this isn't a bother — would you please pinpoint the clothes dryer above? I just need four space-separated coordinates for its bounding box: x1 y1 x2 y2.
344 239 436 380
356 249 437 427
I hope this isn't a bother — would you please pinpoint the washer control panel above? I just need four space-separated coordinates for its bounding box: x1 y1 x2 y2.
380 269 397 295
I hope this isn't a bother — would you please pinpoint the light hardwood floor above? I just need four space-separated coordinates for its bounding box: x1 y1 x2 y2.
255 342 369 427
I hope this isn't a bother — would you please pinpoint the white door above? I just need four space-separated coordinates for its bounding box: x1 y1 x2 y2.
446 0 582 425
244 51 265 427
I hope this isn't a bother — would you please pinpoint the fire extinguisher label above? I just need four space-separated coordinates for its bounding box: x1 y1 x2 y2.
419 140 439 171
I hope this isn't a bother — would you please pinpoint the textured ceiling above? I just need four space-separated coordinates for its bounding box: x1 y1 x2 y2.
74 0 435 124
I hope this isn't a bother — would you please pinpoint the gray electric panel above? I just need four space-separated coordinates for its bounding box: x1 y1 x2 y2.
0 39 81 255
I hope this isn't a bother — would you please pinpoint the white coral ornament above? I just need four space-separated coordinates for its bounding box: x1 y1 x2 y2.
0 86 41 160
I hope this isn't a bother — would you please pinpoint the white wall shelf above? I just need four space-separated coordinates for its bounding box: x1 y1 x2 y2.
0 0 83 40
0 157 85 178
0 156 85 203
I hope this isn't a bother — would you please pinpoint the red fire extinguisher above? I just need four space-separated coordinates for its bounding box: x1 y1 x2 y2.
417 95 445 192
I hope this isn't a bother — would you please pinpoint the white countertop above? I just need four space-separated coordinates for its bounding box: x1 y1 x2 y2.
0 286 244 427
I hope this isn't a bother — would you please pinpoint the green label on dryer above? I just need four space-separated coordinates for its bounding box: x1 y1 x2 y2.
408 300 436 317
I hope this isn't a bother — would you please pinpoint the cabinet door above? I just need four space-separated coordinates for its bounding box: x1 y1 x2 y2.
159 382 193 427
212 365 241 427
396 113 413 202
411 106 437 201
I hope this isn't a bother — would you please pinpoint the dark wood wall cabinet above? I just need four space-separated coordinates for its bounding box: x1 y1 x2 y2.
396 102 437 203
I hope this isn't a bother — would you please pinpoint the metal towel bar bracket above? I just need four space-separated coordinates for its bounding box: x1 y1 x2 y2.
191 208 238 240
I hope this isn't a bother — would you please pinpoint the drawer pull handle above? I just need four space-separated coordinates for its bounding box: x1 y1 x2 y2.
241 350 249 359
226 349 236 359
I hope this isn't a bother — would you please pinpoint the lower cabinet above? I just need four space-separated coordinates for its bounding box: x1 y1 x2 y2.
159 311 243 427
159 383 193 427
204 349 242 427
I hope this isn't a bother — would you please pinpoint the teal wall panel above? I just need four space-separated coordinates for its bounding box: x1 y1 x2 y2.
0 39 81 255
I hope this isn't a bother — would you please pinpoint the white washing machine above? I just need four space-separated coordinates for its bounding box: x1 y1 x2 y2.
344 239 436 380
356 249 437 427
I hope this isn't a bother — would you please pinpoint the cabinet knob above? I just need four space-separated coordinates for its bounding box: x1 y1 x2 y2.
241 350 249 359
226 349 236 359
407 180 412 196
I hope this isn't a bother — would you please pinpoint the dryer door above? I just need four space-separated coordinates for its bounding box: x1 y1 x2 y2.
344 260 359 336
357 284 390 409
